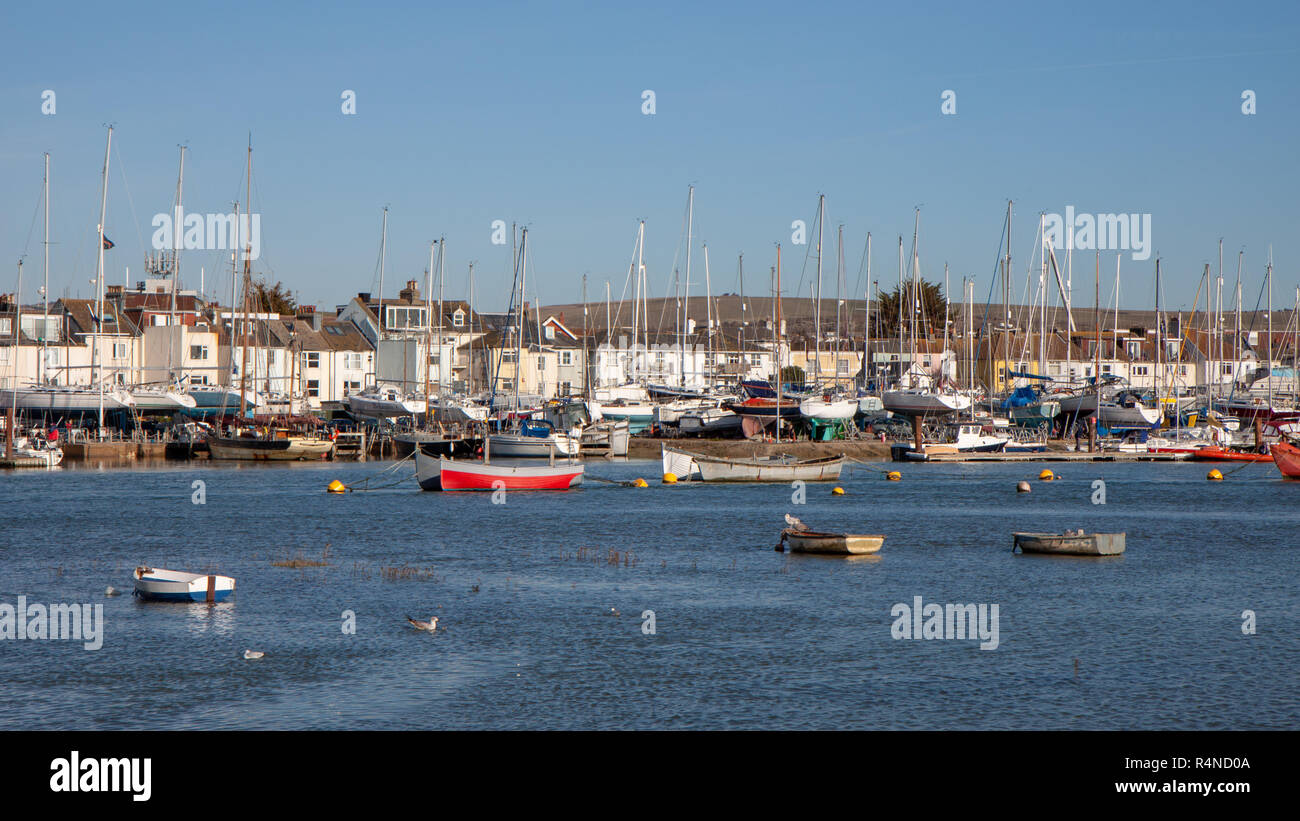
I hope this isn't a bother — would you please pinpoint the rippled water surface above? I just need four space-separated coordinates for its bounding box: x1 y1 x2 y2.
1 456 1296 729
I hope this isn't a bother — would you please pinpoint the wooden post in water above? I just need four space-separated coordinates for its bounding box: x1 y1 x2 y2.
912 415 924 454
1088 415 1097 453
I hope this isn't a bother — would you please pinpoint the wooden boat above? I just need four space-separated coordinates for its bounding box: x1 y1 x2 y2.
661 444 702 480
1012 531 1126 556
208 430 333 460
781 528 884 555
415 450 583 491
691 451 844 482
133 566 235 602
1191 445 1273 463
1270 439 1300 478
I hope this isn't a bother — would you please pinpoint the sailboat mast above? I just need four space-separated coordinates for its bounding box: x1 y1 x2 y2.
683 186 693 387
703 242 712 390
94 126 113 434
168 145 185 384
438 235 446 393
40 154 50 387
424 239 436 423
815 195 824 386
775 243 782 444
864 233 872 391
1267 249 1274 409
238 141 253 419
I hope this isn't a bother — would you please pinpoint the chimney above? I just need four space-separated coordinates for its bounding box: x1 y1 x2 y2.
297 304 321 332
358 292 371 304
399 279 419 303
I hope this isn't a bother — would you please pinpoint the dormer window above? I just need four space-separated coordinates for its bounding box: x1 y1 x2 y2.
452 310 465 327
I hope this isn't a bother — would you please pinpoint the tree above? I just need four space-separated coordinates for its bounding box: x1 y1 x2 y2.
250 279 297 315
874 279 948 340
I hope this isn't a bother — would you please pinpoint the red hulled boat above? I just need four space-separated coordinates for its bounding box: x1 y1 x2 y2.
415 450 583 491
1270 439 1300 479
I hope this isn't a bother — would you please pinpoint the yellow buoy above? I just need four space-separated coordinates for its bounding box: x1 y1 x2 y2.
327 479 346 493
886 471 902 481
632 478 649 488
1039 469 1055 481
662 472 678 484
1207 469 1224 481
831 486 845 495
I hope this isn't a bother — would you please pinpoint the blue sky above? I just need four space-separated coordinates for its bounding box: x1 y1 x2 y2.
2 1 1297 317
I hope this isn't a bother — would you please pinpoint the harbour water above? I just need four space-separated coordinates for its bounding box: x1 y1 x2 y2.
1 458 1295 730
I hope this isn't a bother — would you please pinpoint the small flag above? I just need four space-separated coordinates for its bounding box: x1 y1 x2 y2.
102 235 115 250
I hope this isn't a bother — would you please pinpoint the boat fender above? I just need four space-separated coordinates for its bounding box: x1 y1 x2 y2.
1016 481 1031 493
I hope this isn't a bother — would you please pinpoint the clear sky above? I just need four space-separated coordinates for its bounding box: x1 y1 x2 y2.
2 1 1297 318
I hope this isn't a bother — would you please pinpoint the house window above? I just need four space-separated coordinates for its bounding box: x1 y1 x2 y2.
1221 364 1233 375
559 381 571 396
837 359 849 375
346 380 361 392
544 325 555 340
537 357 546 371
302 352 319 368
344 352 363 370
1127 340 1141 358
193 375 210 386
385 306 426 329
452 310 464 327
306 379 319 398
190 344 209 360
1102 364 1112 373
501 379 515 392
0 347 9 364
0 318 10 335
728 354 740 365
113 343 128 360
560 351 572 366
152 315 169 326
1133 366 1149 375
502 350 516 362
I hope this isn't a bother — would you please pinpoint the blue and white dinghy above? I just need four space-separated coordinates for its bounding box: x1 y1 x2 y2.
133 566 236 602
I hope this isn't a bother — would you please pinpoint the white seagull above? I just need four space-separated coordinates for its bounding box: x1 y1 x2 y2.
784 513 809 531
243 650 265 660
105 586 121 597
407 616 439 632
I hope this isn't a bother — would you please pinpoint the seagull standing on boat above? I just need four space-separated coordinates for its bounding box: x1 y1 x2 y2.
407 616 439 632
784 513 809 531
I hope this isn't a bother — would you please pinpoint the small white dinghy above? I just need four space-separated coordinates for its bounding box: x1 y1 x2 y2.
133 566 236 602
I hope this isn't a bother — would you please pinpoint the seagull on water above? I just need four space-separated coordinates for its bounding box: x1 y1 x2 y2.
243 650 265 660
105 586 121 597
407 616 439 632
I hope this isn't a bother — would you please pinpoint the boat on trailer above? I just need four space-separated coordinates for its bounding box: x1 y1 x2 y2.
1012 531 1126 556
133 566 236 602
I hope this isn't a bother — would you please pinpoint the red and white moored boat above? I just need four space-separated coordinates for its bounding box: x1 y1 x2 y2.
415 450 584 491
